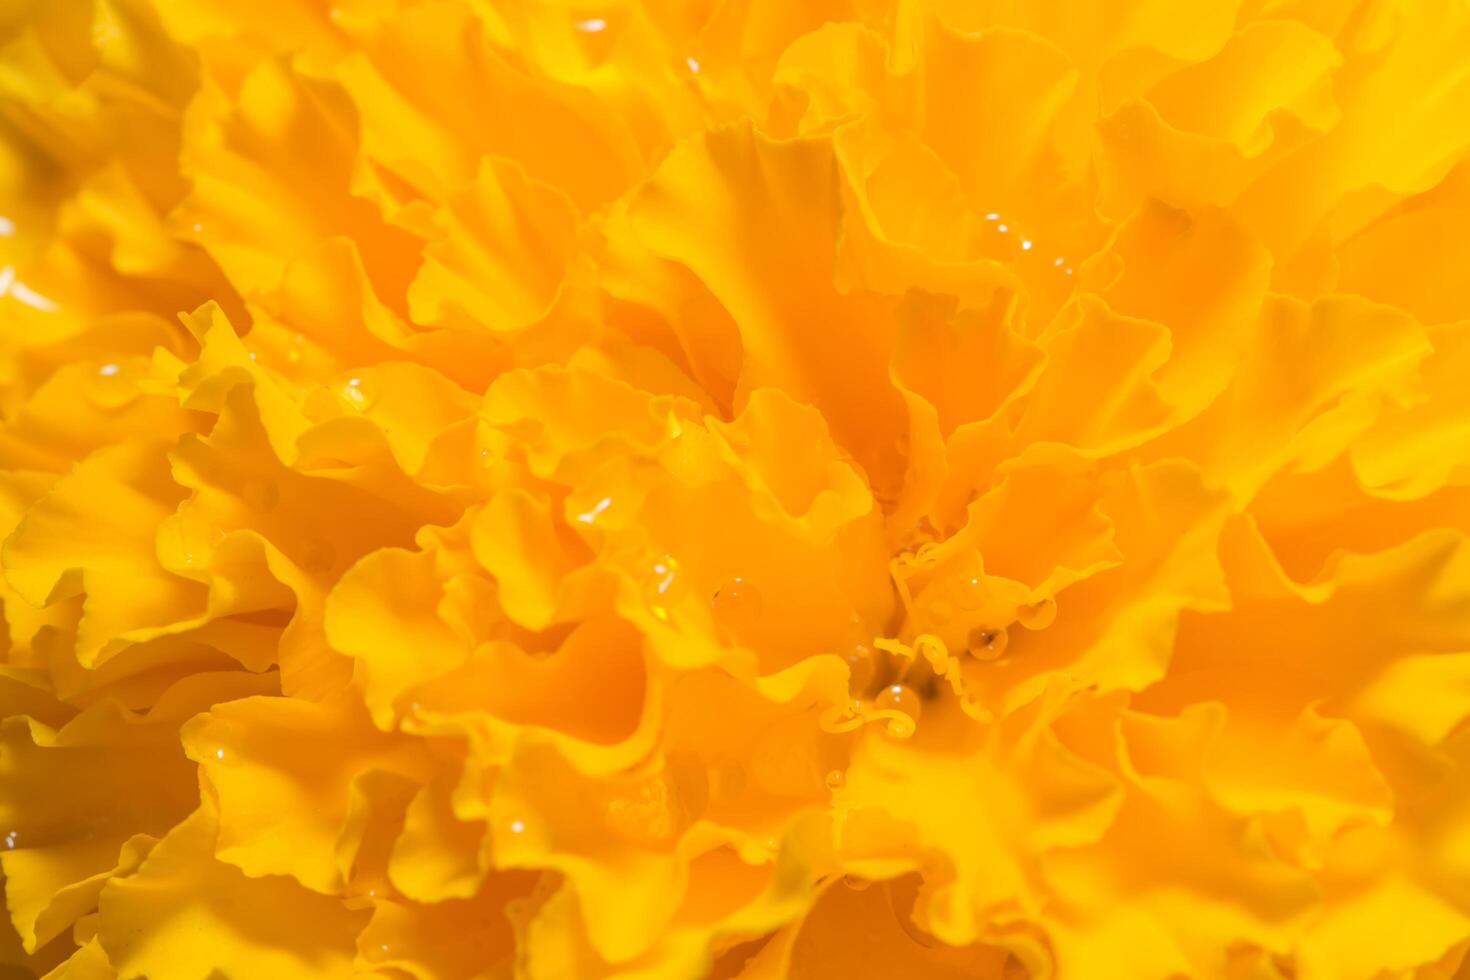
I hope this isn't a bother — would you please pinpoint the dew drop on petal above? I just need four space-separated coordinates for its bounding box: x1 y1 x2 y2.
825 769 846 791
877 683 920 714
843 641 877 694
204 723 244 767
576 496 612 525
510 819 526 834
876 683 921 736
644 555 686 618
711 577 762 631
843 875 872 891
966 625 1008 660
10 281 57 312
87 361 142 409
955 574 986 611
342 376 375 410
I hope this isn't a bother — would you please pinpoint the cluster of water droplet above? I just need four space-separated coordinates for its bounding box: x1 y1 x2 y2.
639 553 769 638
981 211 1074 278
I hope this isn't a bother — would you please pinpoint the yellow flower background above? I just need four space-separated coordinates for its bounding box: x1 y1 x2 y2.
4 0 1470 977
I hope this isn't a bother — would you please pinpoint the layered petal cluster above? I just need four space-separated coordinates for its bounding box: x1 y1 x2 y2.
3 1 1470 978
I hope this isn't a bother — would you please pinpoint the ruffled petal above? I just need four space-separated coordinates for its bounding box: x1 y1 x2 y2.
97 808 369 980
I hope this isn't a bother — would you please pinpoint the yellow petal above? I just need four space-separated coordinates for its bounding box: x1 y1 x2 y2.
98 807 369 980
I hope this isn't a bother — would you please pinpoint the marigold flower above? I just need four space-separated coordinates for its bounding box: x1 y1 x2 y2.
3 1 1470 978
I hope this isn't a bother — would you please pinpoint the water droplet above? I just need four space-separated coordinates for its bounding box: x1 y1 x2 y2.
87 360 140 409
877 683 920 713
9 280 57 312
509 819 526 834
842 641 877 694
1021 239 1033 251
342 376 374 411
685 56 701 73
955 574 986 610
643 555 685 619
0 216 14 236
575 17 606 31
825 769 846 791
984 212 1000 221
843 875 871 891
996 223 1009 233
576 496 612 525
966 625 1008 660
711 577 762 632
4 831 17 849
242 479 279 512
875 684 921 736
1016 597 1057 630
1054 256 1065 268
202 722 245 767
286 334 304 365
